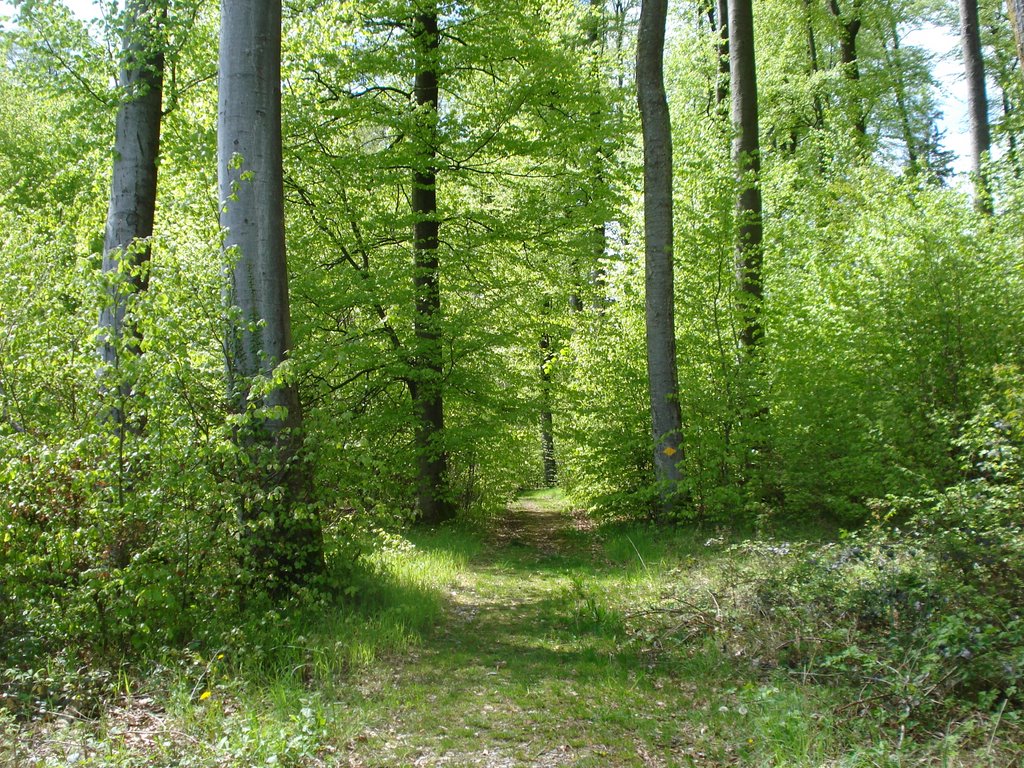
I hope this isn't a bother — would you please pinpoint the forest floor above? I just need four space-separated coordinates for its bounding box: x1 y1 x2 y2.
337 493 719 768
9 491 1019 767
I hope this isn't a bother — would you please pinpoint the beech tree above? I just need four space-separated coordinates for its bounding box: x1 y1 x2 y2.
729 0 762 351
637 0 685 512
883 20 920 171
959 0 992 212
827 0 866 138
539 327 557 487
281 0 623 514
98 0 165 430
1010 0 1024 72
803 0 824 131
409 3 454 524
219 0 323 584
716 0 730 109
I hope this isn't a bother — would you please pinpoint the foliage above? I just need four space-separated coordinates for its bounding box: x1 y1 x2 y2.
281 0 624 518
651 370 1024 729
3 0 1024 761
556 4 1024 522
14 494 1024 766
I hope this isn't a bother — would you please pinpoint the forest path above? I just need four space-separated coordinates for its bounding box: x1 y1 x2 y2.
338 491 728 768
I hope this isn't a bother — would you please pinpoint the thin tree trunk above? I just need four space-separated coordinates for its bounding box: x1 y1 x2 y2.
1008 0 1024 74
959 0 993 213
885 20 919 172
572 0 610 312
586 11 610 313
827 0 866 138
803 0 824 130
637 0 685 513
539 331 557 487
715 0 730 110
98 0 164 431
411 6 454 524
729 0 763 351
1002 89 1021 179
219 0 323 586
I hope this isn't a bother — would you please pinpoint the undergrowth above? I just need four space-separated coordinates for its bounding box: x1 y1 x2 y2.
6 486 1024 767
638 380 1024 764
2 526 477 766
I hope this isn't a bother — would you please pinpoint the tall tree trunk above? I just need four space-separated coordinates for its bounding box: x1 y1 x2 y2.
411 6 454 524
803 0 824 130
585 4 611 312
570 0 610 312
637 0 685 513
1008 0 1024 75
585 0 610 308
219 0 323 586
98 0 164 431
960 0 993 213
1002 89 1021 179
715 0 730 110
827 0 866 138
539 330 557 487
885 20 919 172
729 0 763 351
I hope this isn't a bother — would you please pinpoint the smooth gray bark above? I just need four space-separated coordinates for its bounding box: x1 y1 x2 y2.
219 0 323 585
959 0 992 213
637 0 685 513
729 0 763 351
98 0 164 429
410 6 454 525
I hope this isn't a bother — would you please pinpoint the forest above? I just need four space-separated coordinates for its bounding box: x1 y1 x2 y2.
2 0 1024 762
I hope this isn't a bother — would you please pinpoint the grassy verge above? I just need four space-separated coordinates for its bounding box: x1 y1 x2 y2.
6 496 1023 767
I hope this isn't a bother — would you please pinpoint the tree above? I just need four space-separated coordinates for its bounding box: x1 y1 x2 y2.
98 0 165 431
1008 0 1024 75
802 0 824 131
637 0 685 512
409 2 455 524
826 0 866 138
959 0 992 212
710 0 730 110
281 0 624 513
539 327 557 487
883 18 920 171
729 0 763 351
219 0 323 585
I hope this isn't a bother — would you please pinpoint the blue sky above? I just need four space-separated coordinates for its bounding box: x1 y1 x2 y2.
905 24 973 174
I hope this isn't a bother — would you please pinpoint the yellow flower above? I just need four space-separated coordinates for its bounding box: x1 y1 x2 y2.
199 691 212 701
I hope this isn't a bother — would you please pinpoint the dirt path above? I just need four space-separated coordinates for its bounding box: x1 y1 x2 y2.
338 493 723 768
490 496 598 555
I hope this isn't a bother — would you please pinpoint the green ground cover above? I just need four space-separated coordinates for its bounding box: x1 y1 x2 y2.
5 491 1021 767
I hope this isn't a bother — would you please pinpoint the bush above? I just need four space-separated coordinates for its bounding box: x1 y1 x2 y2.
655 370 1024 728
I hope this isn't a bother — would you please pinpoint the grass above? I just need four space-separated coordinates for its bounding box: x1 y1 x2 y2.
7 493 1023 766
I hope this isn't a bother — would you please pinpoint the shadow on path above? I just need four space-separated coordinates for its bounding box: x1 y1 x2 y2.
342 492 719 768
